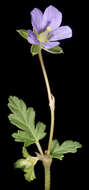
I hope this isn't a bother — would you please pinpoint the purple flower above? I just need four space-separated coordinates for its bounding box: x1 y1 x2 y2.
27 5 72 49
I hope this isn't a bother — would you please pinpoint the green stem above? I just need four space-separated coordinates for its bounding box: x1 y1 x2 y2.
38 51 51 103
36 141 44 156
43 158 52 190
47 104 55 155
38 51 55 190
38 51 55 155
44 165 51 190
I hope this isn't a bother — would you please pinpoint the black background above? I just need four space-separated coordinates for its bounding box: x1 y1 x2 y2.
2 0 87 189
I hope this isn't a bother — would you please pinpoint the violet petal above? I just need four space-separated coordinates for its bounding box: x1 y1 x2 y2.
27 30 40 44
42 5 62 31
49 26 72 41
41 41 60 49
31 8 43 33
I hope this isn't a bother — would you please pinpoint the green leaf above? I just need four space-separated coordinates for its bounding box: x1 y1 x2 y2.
22 146 30 158
35 122 46 140
50 140 64 160
16 29 28 40
12 130 35 147
57 140 82 154
24 166 36 182
8 96 46 147
42 46 64 54
31 44 41 56
15 147 38 182
50 140 82 160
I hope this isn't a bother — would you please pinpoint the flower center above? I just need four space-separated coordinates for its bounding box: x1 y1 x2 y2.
37 26 51 43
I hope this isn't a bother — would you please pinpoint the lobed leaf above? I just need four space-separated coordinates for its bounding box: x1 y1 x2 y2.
24 166 36 182
35 122 46 140
22 147 30 158
8 96 46 147
12 130 35 147
58 140 82 154
14 147 38 182
50 139 82 160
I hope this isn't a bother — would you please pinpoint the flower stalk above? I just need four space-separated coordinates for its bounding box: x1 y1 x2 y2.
38 51 55 155
38 51 52 103
47 97 55 155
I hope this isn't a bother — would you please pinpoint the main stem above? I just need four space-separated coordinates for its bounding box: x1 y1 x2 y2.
43 161 51 190
38 51 55 155
44 166 50 190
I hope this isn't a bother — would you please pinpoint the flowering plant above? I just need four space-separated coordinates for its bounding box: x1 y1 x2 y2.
8 6 82 190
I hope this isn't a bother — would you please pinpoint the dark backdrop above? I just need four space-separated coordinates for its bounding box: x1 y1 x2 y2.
2 0 87 189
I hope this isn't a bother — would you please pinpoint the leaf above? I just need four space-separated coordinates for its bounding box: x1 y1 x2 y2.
16 29 28 40
57 140 82 154
35 122 46 140
14 147 38 182
50 140 64 160
31 44 41 56
8 96 46 147
12 130 35 147
22 146 30 158
42 46 64 54
50 139 82 160
24 166 36 182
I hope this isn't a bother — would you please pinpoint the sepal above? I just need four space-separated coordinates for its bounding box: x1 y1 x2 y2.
16 29 28 40
42 46 63 54
31 44 42 56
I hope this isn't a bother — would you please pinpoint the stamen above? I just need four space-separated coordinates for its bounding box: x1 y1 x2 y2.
37 27 51 42
47 26 51 31
37 31 48 42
